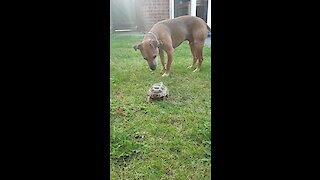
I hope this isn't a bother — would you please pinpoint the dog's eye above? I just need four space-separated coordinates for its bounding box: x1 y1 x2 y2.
153 55 156 59
144 57 148 60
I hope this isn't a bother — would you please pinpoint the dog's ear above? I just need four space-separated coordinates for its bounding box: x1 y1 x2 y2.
133 43 142 51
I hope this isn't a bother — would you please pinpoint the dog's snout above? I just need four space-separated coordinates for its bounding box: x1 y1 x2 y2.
150 66 156 71
149 58 157 70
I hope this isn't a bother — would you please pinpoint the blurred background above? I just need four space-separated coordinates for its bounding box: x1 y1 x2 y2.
110 0 211 34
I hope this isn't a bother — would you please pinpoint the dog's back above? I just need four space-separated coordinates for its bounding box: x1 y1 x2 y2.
152 16 209 47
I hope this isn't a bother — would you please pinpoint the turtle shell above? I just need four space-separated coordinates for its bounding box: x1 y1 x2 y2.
147 82 169 99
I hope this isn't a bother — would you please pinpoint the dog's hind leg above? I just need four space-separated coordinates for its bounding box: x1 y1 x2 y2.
187 42 198 70
193 42 204 72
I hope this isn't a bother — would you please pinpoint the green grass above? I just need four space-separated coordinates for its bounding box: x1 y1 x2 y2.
110 34 211 179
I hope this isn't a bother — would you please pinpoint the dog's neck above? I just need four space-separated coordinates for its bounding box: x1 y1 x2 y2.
148 31 158 42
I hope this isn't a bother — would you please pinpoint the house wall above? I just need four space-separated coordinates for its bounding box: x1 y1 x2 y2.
136 0 170 33
110 0 211 33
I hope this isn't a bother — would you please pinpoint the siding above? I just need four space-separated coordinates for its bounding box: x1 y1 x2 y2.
136 0 170 32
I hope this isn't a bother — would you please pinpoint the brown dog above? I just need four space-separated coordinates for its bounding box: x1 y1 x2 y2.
133 15 211 77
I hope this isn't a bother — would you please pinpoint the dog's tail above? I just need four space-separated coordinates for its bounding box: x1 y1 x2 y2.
207 24 211 32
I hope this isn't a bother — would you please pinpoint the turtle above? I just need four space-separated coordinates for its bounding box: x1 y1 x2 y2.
147 82 169 102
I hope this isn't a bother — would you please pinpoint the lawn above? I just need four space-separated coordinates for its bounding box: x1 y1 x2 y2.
110 33 212 179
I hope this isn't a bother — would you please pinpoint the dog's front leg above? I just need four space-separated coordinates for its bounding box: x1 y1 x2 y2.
162 49 174 77
159 49 166 72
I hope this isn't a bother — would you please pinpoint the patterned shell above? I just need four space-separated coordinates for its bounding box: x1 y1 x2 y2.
147 82 169 99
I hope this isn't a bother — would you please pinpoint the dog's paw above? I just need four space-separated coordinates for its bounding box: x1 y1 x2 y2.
187 65 194 69
193 68 200 72
162 72 170 77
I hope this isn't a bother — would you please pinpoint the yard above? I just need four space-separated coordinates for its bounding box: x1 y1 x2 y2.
110 34 212 179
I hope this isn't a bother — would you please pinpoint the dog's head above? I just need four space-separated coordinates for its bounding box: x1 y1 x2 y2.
133 39 160 71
